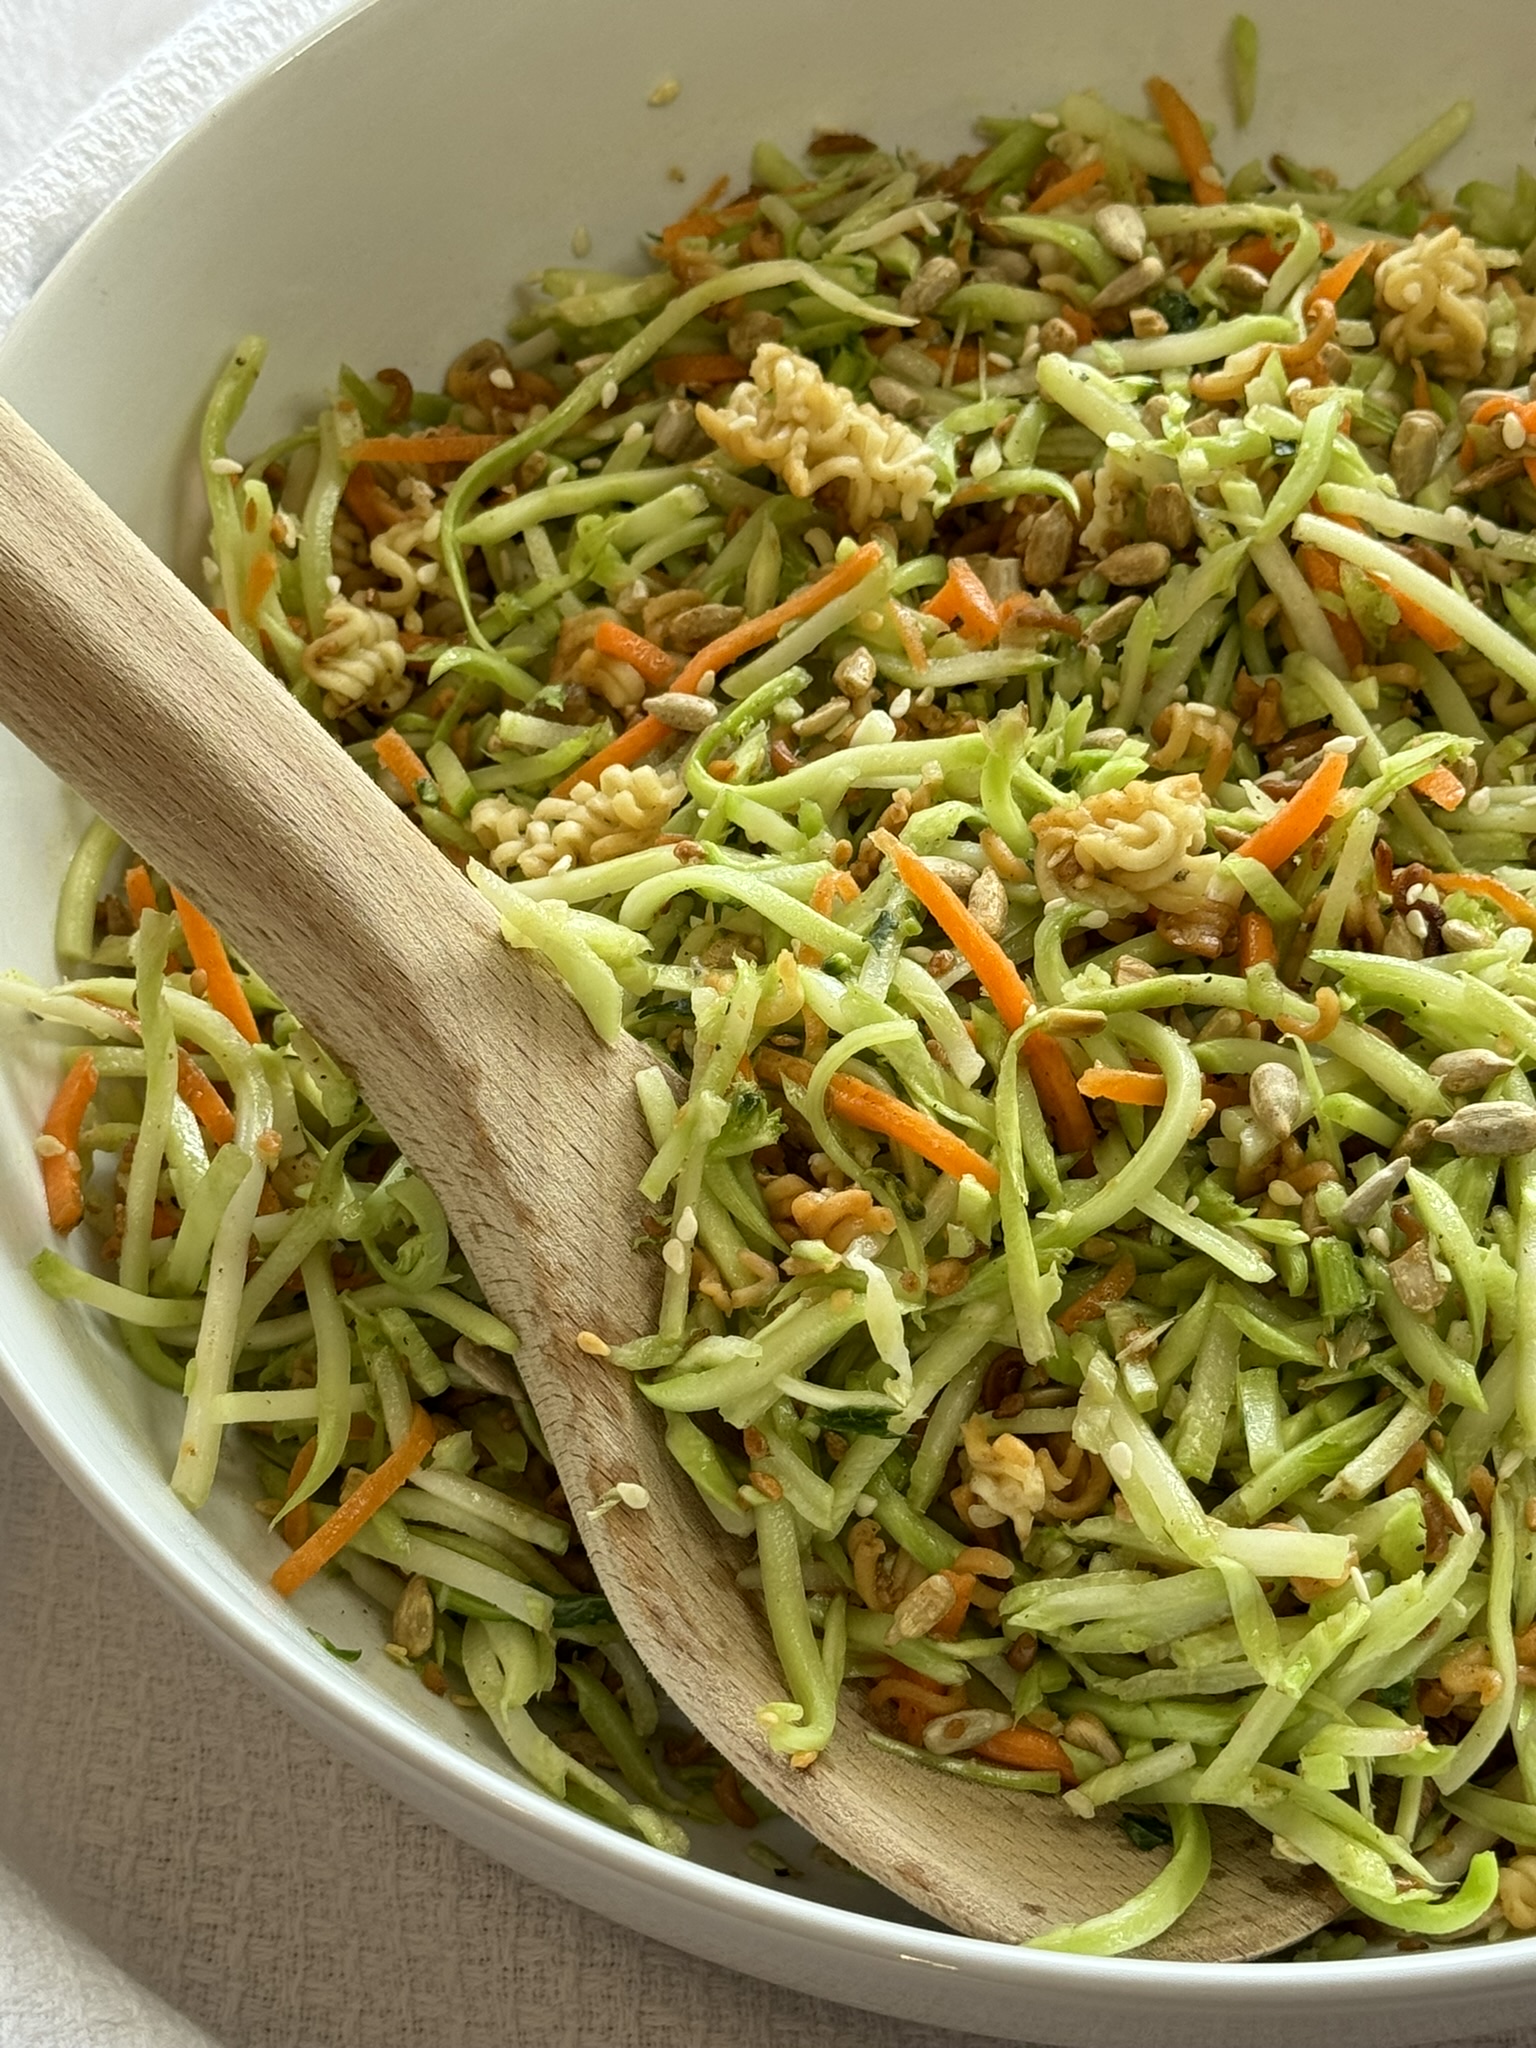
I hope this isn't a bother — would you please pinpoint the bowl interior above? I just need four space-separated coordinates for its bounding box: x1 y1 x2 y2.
3 0 1536 2034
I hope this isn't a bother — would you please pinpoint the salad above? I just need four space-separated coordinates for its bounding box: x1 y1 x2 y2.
16 43 1536 1956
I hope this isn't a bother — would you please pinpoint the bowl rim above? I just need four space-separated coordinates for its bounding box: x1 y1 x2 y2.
2 0 1535 2002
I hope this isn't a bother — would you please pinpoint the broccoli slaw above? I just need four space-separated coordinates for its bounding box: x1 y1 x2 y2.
17 67 1536 1955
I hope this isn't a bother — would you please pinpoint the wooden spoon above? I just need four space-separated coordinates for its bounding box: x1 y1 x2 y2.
0 398 1334 1958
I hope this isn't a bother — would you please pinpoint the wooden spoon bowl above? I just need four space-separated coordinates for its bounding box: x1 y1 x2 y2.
0 398 1334 1958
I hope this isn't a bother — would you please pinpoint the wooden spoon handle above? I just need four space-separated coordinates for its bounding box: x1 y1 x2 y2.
0 395 657 1334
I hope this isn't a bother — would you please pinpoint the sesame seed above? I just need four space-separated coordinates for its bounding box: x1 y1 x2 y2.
1468 788 1492 814
201 556 219 583
854 1493 878 1517
209 456 243 476
1406 908 1429 939
487 366 515 390
1267 1180 1304 1207
889 689 912 719
325 574 342 596
575 1329 610 1357
661 1236 688 1274
675 1204 699 1244
647 77 680 106
1366 1226 1392 1256
622 420 645 443
571 223 592 258
581 455 603 471
1503 411 1527 451
601 379 619 411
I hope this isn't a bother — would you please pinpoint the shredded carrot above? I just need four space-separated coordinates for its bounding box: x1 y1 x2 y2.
1278 300 1338 373
922 559 1000 646
1227 234 1283 277
271 1404 435 1596
1077 1067 1169 1107
39 1051 98 1231
1379 579 1461 653
997 594 1082 639
592 619 677 687
1233 748 1350 870
874 829 1030 1032
282 1435 319 1549
1026 1033 1100 1159
1056 1252 1137 1335
1237 909 1277 971
373 727 431 799
176 1048 236 1146
974 1725 1078 1783
652 353 749 387
169 889 261 1044
342 460 402 539
1057 304 1097 348
123 864 157 927
243 551 277 622
929 1571 977 1642
1201 1078 1248 1110
553 541 885 795
1305 239 1375 311
345 434 508 467
892 603 931 672
1411 764 1467 811
1428 871 1536 933
1296 544 1367 669
1027 157 1107 213
756 1049 1000 1191
1145 77 1225 204
871 829 1096 1157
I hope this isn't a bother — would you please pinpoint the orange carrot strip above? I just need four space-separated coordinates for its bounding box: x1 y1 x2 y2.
892 603 930 672
875 830 1030 1032
1428 872 1536 933
1305 239 1375 311
1025 1034 1100 1159
1077 1067 1169 1107
810 871 860 916
1145 77 1225 204
592 619 677 687
1377 577 1461 653
123 864 158 927
1411 764 1467 812
554 542 885 796
1228 234 1282 277
345 434 509 466
176 1048 236 1146
1028 157 1107 213
243 550 278 622
653 353 749 387
1056 1252 1137 1335
922 559 1001 646
975 1726 1077 1783
342 460 402 539
929 1571 977 1642
1296 544 1367 669
757 1049 999 1191
1057 304 1097 348
282 1436 319 1549
169 888 261 1044
373 728 431 799
871 830 1096 1157
271 1405 435 1596
40 1051 98 1231
1233 749 1350 871
1237 910 1277 971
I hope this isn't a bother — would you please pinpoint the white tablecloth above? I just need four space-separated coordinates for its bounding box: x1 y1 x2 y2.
0 8 999 2043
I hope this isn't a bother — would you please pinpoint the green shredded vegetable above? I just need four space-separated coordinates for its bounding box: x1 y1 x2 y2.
20 73 1536 1959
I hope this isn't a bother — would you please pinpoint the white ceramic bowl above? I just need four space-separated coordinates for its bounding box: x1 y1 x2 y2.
4 2 1536 2037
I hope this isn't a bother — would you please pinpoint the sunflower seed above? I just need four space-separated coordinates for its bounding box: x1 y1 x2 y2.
1427 1048 1517 1094
1249 1062 1305 1141
1434 1102 1536 1156
391 1575 436 1660
1338 1157 1410 1227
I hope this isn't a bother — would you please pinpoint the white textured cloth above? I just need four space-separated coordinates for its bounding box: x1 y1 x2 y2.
0 9 987 2044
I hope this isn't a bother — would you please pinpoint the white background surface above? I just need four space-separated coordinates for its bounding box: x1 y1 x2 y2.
0 6 993 2044
0 8 1530 2047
